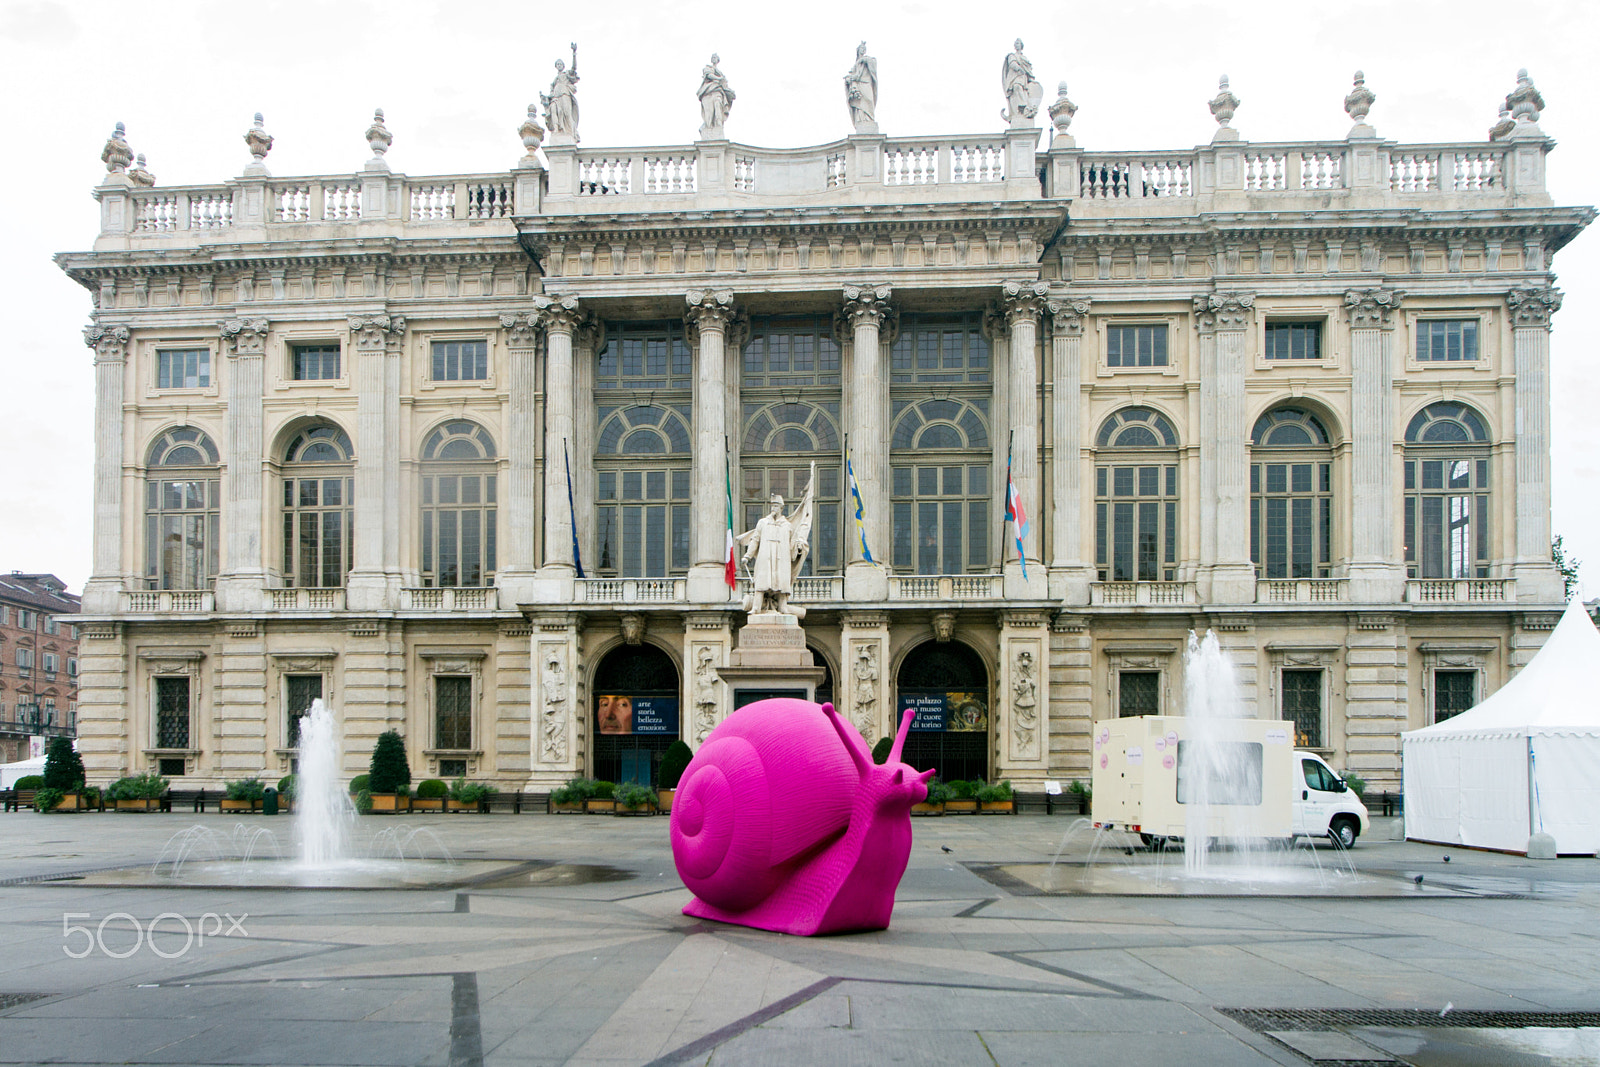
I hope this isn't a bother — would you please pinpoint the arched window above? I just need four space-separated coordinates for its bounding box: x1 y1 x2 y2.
895 639 989 782
890 397 991 574
595 405 691 577
1094 407 1180 582
592 642 680 785
1249 408 1333 579
1404 402 1491 579
742 400 840 574
419 420 497 588
144 427 220 590
281 424 354 588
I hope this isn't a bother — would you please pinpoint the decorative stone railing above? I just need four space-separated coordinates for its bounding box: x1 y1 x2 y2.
1256 579 1348 604
1405 578 1513 603
735 576 842 602
123 590 214 613
401 587 498 611
269 588 346 611
887 574 1003 601
1090 581 1198 606
577 578 686 604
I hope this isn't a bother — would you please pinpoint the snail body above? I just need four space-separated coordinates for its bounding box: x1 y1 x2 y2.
670 697 932 936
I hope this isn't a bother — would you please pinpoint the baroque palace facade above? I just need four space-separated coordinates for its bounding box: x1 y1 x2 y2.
58 56 1590 793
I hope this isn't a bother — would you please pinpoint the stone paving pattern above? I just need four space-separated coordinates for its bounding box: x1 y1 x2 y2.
1 814 1597 1065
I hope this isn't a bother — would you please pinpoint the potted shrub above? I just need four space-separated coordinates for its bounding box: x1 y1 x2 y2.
221 779 266 812
447 778 494 812
657 740 692 812
107 772 168 811
11 774 43 811
549 777 593 813
32 786 65 813
870 736 894 764
944 779 979 813
43 737 89 811
348 773 370 796
277 774 296 812
978 779 1014 813
912 777 948 815
413 778 448 811
366 731 412 813
1067 778 1092 815
614 781 656 816
585 779 617 814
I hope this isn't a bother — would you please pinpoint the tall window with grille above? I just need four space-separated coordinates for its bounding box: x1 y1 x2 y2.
1118 671 1161 716
144 427 221 590
595 405 692 577
1404 403 1491 579
419 421 498 587
285 674 322 748
155 676 190 749
1094 408 1180 582
1432 669 1476 724
1250 408 1333 579
282 424 354 587
1281 669 1323 747
434 676 472 749
742 316 842 574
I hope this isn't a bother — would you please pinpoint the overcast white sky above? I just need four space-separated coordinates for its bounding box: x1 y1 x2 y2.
1 0 1595 597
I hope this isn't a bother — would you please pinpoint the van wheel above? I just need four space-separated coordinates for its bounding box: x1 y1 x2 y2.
1330 817 1358 849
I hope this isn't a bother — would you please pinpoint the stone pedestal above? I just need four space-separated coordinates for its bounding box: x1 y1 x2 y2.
717 614 824 709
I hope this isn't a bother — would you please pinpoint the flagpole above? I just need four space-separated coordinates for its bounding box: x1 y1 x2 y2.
1003 431 1013 571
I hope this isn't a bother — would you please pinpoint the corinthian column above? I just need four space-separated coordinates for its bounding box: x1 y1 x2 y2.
1196 291 1256 603
684 289 741 603
82 324 130 614
1344 288 1405 603
841 283 895 601
1000 281 1049 598
1045 293 1092 604
1507 286 1564 602
214 317 268 611
497 312 541 605
534 294 584 597
345 313 406 611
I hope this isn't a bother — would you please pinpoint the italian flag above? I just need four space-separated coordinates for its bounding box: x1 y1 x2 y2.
724 452 738 588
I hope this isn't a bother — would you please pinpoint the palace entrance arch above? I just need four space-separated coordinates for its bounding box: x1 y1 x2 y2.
895 640 990 782
591 643 680 786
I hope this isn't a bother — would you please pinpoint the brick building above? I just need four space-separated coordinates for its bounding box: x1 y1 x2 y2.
0 573 80 763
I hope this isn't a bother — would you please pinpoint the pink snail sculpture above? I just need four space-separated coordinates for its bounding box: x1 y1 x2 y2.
670 697 933 936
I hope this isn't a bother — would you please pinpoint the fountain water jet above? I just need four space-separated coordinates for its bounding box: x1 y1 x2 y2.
295 698 354 866
1181 630 1248 873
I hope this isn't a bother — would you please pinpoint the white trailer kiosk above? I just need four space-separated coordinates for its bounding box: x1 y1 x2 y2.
1091 715 1296 847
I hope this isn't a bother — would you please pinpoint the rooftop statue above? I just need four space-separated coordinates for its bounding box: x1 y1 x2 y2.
1002 38 1042 126
845 41 878 131
697 54 735 136
542 43 581 144
737 464 814 617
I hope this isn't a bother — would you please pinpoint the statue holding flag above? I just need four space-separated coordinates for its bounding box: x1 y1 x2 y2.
737 462 815 617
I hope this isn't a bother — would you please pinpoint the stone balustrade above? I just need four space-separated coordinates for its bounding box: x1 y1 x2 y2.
1405 578 1514 603
401 587 498 611
122 590 214 613
1090 581 1199 606
1256 579 1348 604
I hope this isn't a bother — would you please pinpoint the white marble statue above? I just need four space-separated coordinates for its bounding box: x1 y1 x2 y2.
1001 38 1042 125
541 44 581 143
844 42 878 130
698 54 735 135
736 464 814 616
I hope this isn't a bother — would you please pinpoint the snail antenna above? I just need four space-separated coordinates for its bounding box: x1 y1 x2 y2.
888 707 915 764
821 700 872 776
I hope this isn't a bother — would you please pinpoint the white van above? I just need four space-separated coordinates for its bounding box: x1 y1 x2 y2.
1292 751 1370 848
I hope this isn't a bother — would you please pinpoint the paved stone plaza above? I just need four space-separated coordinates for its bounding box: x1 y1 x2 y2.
3 815 1599 1065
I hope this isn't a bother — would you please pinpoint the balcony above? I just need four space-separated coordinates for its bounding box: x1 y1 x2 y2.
269 588 346 611
123 590 214 613
401 587 498 611
1405 579 1514 604
1090 582 1198 606
887 574 1003 601
577 578 686 604
735 576 843 602
1256 579 1348 604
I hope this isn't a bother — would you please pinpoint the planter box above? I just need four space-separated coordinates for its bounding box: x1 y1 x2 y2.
446 799 484 812
656 788 675 812
911 801 945 816
44 793 92 812
411 797 446 811
584 798 617 813
614 804 654 816
944 799 978 814
219 798 261 813
368 794 412 813
979 800 1014 814
550 800 584 814
115 797 161 812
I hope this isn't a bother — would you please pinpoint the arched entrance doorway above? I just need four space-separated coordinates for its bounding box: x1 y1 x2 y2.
811 647 835 709
592 643 681 786
895 640 990 782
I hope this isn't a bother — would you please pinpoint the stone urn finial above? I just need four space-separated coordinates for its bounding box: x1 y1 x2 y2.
519 102 545 158
1048 82 1078 141
244 112 274 171
1344 70 1376 125
128 153 155 187
1489 106 1515 141
1506 67 1545 127
366 108 393 158
1209 74 1239 128
101 121 132 174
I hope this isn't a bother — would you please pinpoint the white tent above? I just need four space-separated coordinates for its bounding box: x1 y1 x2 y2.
1403 599 1600 855
0 756 46 790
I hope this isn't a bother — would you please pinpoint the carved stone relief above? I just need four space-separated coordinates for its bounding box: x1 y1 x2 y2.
540 646 568 763
693 645 721 744
850 642 879 743
1011 647 1039 757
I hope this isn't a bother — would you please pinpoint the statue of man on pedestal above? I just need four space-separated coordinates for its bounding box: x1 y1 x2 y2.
542 43 581 143
737 464 814 616
844 41 878 131
698 54 735 136
1001 38 1042 126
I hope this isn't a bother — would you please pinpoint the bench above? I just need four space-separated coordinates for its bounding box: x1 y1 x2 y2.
2 789 36 812
159 789 212 813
